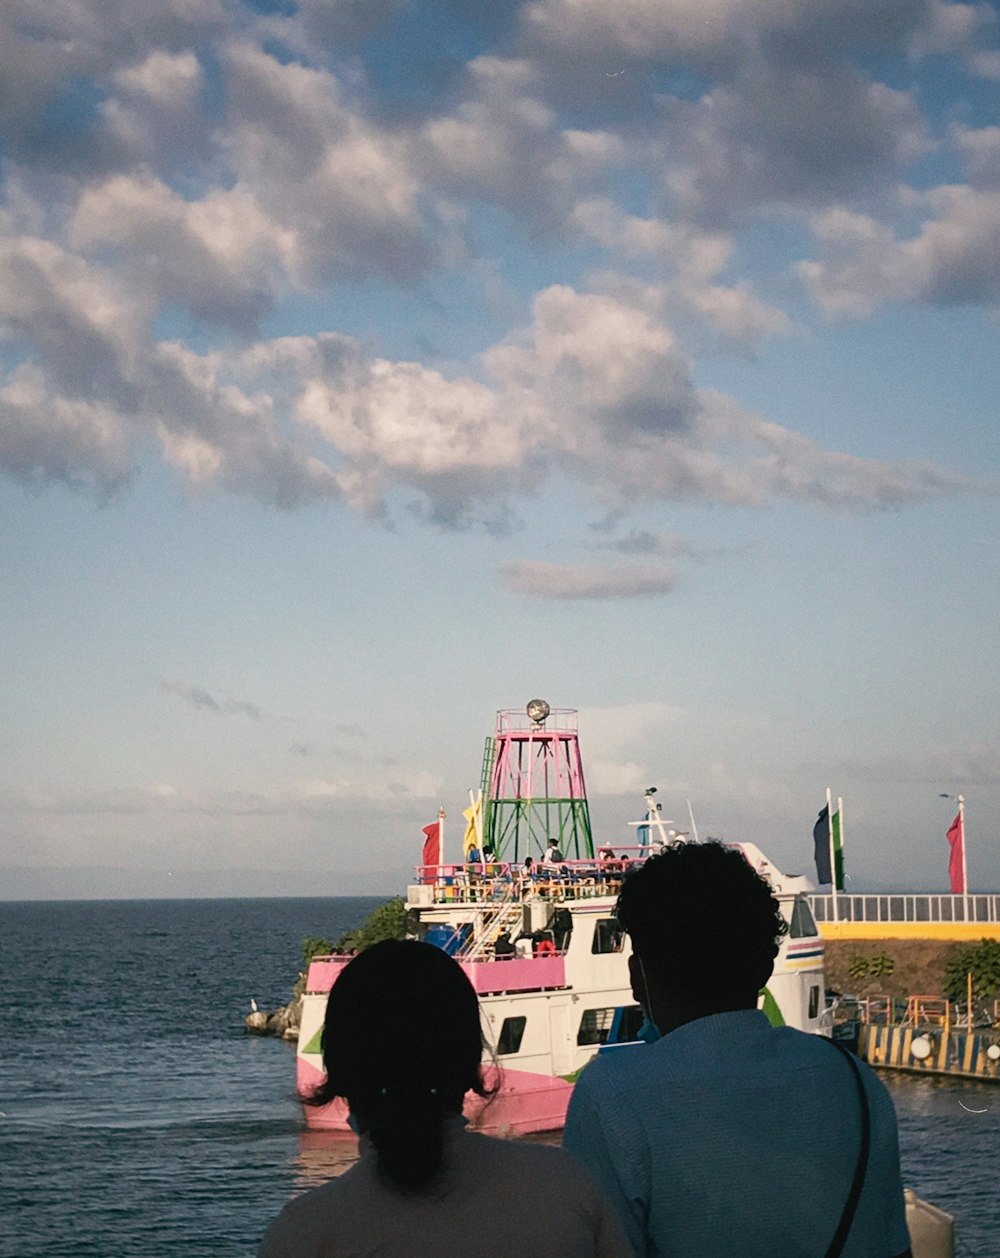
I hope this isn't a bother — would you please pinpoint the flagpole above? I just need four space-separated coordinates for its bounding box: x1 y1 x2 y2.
686 799 699 845
827 788 838 921
439 806 446 868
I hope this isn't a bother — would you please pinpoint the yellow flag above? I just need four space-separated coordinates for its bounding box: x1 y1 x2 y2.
463 793 482 855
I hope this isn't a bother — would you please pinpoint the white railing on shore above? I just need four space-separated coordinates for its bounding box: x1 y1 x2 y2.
808 893 1000 924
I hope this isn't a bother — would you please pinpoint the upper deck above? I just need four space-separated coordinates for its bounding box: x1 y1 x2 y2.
408 854 641 907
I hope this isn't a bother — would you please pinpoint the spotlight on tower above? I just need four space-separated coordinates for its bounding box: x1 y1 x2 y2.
526 698 551 724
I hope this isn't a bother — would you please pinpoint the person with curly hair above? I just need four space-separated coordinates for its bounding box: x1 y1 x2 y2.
260 939 632 1258
563 842 911 1258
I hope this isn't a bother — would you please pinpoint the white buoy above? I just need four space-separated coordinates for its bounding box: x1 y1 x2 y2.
911 1035 932 1060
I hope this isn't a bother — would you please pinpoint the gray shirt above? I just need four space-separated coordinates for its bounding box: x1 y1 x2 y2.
260 1122 633 1258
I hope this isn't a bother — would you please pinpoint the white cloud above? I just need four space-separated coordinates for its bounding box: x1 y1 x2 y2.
0 363 133 493
800 187 1000 313
101 49 211 168
970 50 1000 79
581 701 688 796
523 0 940 64
586 760 649 797
421 56 622 226
222 41 432 285
662 71 926 224
570 203 790 349
954 124 1000 187
911 1 994 56
72 174 286 331
0 221 967 516
0 0 226 153
684 281 792 349
0 5 981 524
0 234 342 504
0 762 445 821
501 558 677 599
258 280 966 521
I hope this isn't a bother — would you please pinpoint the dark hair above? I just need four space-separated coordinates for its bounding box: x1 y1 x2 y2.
306 939 491 1192
617 841 787 1005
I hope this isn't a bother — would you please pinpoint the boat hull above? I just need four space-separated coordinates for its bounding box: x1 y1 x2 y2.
297 1056 573 1136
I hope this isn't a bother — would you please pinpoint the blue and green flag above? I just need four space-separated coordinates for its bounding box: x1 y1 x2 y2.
813 802 844 889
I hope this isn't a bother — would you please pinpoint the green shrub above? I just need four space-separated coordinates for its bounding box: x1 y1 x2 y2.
301 935 334 966
847 955 870 981
331 896 408 954
944 939 1000 1003
868 952 895 979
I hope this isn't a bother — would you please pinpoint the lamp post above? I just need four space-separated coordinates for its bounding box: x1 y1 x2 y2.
939 793 969 920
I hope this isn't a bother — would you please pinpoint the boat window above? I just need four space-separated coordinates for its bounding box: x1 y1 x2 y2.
592 918 626 954
808 985 820 1020
497 1016 527 1055
577 1007 615 1046
789 896 818 939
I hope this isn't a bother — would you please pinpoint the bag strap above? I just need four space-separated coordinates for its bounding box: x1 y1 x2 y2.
823 1037 871 1258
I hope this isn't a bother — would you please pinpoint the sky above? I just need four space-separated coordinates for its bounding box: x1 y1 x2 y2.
1 0 999 900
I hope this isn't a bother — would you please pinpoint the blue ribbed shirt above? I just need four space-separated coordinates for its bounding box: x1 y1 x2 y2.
564 1010 910 1258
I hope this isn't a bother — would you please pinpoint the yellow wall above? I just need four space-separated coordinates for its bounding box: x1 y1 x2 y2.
819 922 1000 941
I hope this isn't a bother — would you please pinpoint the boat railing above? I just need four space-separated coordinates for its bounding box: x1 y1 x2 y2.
414 853 651 906
809 893 1000 924
303 943 569 997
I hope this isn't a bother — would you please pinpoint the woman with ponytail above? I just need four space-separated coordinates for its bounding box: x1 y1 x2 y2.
259 939 632 1258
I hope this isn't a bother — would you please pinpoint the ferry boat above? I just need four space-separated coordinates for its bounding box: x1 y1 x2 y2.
295 702 828 1136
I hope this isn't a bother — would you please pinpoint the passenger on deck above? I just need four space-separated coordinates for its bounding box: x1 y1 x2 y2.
466 843 482 865
493 929 516 959
597 848 621 882
564 842 912 1258
543 838 565 867
260 940 631 1258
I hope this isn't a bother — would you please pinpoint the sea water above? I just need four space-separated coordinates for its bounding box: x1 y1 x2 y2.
1 898 997 1257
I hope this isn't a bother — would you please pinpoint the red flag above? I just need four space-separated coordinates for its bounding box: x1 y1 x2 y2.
422 820 441 867
946 811 965 894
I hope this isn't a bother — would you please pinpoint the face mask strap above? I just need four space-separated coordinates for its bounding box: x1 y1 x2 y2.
635 955 662 1043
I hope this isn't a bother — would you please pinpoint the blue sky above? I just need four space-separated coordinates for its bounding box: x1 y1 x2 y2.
1 0 999 899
